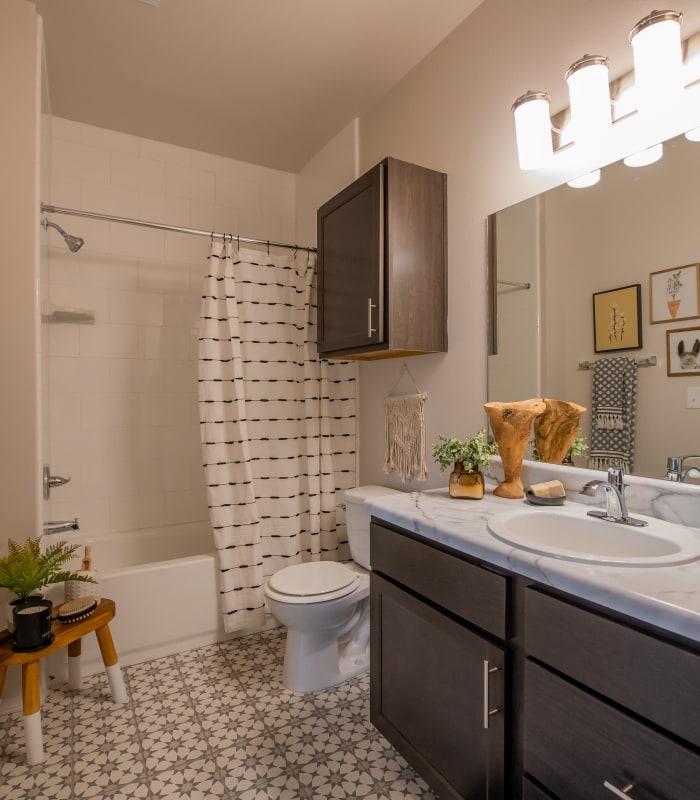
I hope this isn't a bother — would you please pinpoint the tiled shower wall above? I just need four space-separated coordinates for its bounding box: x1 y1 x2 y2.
45 117 296 536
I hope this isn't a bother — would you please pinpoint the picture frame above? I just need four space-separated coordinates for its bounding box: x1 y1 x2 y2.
666 326 700 376
649 263 700 324
592 283 643 353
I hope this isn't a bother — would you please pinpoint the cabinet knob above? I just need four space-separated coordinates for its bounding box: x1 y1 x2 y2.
603 781 636 799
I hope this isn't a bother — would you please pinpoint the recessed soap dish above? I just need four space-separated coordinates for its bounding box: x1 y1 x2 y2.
525 490 566 506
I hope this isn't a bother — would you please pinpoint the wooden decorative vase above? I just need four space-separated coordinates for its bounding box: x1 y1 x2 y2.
485 399 546 499
449 463 485 500
534 399 586 465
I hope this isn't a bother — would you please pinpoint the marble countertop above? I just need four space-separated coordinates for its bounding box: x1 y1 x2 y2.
366 487 700 644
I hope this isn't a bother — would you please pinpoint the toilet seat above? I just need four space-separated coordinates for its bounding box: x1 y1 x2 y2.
266 562 360 604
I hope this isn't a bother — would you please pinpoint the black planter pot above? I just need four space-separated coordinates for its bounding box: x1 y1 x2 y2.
12 597 54 652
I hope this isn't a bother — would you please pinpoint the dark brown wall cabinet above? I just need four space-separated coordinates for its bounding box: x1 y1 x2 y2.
317 157 447 360
370 519 700 800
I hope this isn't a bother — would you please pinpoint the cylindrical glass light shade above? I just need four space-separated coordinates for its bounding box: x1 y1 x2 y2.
685 126 700 142
567 169 601 189
630 10 684 115
565 55 612 146
512 91 553 170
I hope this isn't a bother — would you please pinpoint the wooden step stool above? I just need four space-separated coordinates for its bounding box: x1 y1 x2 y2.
0 597 128 764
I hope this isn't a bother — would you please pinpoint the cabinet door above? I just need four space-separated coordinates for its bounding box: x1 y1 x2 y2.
370 573 506 800
317 162 383 354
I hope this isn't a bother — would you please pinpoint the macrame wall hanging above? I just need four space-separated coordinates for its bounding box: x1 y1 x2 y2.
383 364 428 482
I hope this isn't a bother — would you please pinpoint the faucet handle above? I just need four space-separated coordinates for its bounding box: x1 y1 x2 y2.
607 466 625 488
667 456 682 480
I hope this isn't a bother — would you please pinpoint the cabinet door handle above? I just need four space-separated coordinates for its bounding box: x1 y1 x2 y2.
603 781 637 799
483 660 501 729
367 297 377 338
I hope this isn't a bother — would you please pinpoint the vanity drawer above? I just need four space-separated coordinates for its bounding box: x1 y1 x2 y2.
371 521 507 639
524 661 700 800
525 586 700 748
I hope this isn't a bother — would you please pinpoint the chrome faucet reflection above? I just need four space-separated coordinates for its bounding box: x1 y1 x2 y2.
579 467 648 527
667 455 700 482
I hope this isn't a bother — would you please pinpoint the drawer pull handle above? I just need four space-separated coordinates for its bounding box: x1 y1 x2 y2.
603 781 636 799
367 297 377 337
483 660 501 729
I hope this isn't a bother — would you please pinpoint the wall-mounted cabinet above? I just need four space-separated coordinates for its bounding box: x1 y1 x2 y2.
317 157 447 360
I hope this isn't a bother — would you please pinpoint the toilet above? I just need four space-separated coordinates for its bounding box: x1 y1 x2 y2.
263 485 402 693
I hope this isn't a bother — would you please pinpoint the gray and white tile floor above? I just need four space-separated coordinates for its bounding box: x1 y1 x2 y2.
0 628 437 799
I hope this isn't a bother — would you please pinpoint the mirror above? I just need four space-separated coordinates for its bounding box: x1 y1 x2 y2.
488 131 700 480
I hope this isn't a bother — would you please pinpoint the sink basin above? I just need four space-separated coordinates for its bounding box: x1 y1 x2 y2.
487 505 700 566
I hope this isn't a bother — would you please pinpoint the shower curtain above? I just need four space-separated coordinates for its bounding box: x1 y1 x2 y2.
198 241 356 632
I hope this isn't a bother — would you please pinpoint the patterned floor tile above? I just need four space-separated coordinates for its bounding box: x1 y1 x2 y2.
0 628 436 800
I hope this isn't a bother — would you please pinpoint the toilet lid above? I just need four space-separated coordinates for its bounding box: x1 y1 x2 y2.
268 562 358 598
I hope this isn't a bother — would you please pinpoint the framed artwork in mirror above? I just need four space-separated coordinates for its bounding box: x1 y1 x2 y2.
666 326 700 376
650 263 700 324
593 284 642 353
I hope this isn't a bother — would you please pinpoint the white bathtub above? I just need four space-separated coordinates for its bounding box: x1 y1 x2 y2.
47 520 238 677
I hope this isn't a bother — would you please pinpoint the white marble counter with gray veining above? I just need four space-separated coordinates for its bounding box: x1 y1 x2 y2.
365 476 700 644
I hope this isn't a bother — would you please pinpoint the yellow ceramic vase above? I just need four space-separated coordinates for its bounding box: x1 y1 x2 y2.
448 463 485 499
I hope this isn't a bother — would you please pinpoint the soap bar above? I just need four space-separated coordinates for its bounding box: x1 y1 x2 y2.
529 479 566 498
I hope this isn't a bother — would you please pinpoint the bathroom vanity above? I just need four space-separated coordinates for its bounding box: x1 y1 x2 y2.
367 487 700 800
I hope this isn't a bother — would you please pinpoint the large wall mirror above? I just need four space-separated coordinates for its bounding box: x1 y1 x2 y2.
488 131 700 480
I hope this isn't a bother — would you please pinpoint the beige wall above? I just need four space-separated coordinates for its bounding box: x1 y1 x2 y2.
354 0 700 487
0 0 40 543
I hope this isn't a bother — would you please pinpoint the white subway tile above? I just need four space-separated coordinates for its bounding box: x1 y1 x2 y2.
109 495 167 533
111 152 166 194
138 257 190 295
68 217 111 256
51 496 110 537
52 138 111 183
139 393 191 427
109 221 165 260
190 201 239 236
109 288 164 326
81 123 139 155
138 326 190 360
49 284 110 323
165 164 215 202
49 175 82 208
160 425 201 459
79 323 139 359
163 230 209 266
139 137 192 167
163 294 200 329
50 248 139 291
164 488 208 525
51 117 83 143
138 192 191 227
163 459 192 491
48 392 82 432
189 459 206 489
215 173 257 209
49 324 80 358
80 393 140 429
82 181 139 218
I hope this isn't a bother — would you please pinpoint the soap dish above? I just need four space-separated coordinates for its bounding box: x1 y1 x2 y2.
525 490 566 506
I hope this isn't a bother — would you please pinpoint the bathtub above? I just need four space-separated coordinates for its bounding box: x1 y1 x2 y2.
46 520 239 677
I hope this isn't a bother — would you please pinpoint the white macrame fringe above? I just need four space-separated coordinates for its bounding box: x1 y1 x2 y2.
383 393 428 482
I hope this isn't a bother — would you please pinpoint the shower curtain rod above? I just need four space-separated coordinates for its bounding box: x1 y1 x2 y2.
40 203 317 253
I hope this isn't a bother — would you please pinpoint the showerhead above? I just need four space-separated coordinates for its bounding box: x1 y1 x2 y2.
42 218 84 252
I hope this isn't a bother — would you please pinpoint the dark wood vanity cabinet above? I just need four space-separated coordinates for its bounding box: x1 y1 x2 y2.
370 518 700 800
317 157 447 360
370 521 508 799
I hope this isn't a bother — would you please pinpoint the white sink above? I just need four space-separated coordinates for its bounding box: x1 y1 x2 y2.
487 505 700 566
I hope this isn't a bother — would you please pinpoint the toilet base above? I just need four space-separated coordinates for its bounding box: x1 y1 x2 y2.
280 597 370 693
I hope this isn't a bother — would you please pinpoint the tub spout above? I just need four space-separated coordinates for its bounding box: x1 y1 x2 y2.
43 518 80 535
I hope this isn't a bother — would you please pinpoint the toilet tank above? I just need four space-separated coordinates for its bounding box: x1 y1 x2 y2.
343 485 404 569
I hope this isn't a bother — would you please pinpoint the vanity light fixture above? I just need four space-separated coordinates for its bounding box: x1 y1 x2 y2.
623 142 664 166
565 55 612 146
685 125 700 141
512 9 688 174
567 169 601 188
511 91 554 170
629 9 684 116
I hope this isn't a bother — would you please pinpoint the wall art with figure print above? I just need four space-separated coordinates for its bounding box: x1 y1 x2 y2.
592 283 642 353
650 263 700 324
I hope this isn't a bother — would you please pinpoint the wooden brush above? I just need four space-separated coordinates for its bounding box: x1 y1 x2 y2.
57 595 98 623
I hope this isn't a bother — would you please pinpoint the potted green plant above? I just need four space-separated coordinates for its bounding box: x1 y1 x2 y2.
432 429 498 499
0 537 95 652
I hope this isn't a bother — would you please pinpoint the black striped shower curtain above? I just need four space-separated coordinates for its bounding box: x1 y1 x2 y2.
198 241 356 632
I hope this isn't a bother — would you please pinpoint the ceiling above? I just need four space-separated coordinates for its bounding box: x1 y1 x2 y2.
35 0 483 173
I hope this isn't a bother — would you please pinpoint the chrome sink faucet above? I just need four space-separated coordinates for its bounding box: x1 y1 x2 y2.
667 455 700 482
579 467 648 527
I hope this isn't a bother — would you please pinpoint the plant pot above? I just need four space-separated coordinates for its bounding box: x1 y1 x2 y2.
668 299 681 319
12 597 54 652
449 463 485 499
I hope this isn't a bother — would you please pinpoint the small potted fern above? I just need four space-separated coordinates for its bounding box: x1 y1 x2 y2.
432 429 498 499
0 537 95 651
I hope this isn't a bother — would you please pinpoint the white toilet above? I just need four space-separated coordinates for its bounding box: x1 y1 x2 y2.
263 485 402 693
